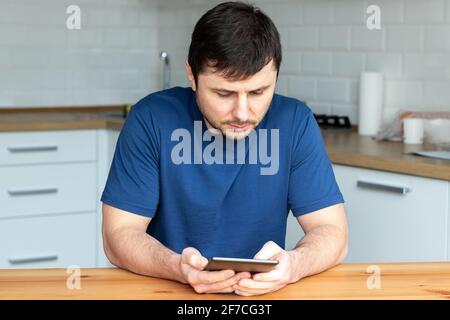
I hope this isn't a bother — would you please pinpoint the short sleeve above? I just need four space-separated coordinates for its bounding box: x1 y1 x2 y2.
100 102 160 217
288 106 344 216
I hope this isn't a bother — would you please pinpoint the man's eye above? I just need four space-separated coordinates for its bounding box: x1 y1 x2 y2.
217 92 232 97
251 91 263 95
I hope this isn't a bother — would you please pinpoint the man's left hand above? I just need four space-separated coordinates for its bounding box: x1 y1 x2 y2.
233 241 300 296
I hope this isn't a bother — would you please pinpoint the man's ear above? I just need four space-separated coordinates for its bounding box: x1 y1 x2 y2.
184 61 197 91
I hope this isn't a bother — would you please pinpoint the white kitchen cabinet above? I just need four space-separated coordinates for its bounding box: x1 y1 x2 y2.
333 164 449 263
0 162 96 219
0 127 122 269
0 129 99 269
0 213 96 268
285 213 304 251
0 130 96 166
96 129 120 267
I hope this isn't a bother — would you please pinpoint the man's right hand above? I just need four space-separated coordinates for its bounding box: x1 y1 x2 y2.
179 247 251 294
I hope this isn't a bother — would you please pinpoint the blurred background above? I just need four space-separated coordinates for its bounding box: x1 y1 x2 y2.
1 0 450 121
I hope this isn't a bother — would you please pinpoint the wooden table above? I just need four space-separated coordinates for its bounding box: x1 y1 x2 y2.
1 262 449 300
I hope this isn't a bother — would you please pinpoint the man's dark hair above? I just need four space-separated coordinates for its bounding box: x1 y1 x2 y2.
188 1 282 83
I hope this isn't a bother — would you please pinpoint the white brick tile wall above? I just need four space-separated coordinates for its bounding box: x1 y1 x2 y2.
403 54 450 80
350 27 384 51
348 80 359 104
278 27 290 51
66 29 103 48
0 49 10 67
275 76 289 96
404 0 445 23
301 0 333 25
423 81 450 108
333 0 367 24
280 52 302 75
366 54 402 79
425 26 450 51
447 0 450 22
385 80 423 108
317 79 349 103
306 102 331 115
332 53 365 77
302 53 331 76
3 0 450 123
1 0 159 107
288 27 318 50
271 3 302 27
288 76 316 101
386 27 423 52
373 0 403 24
319 27 349 50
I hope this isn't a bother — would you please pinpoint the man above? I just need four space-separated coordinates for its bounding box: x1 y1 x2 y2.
101 1 348 296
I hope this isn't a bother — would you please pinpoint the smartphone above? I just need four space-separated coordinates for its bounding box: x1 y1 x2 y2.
204 257 279 273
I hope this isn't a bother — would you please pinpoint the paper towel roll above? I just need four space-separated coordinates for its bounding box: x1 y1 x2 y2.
358 72 384 136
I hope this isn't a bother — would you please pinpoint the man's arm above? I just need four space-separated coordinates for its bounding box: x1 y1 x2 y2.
289 203 348 282
233 203 348 296
102 203 251 293
102 203 185 283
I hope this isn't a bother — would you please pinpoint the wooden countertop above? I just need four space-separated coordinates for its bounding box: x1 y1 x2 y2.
1 262 450 300
322 130 450 181
0 107 448 181
0 106 125 131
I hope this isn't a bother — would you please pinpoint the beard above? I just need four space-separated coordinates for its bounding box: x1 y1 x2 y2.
199 107 259 141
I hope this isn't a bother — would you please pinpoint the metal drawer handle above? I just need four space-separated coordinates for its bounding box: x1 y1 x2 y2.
9 252 59 265
357 180 412 195
7 145 58 153
8 187 58 196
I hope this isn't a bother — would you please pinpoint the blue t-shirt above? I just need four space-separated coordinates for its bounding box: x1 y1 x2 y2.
101 86 344 259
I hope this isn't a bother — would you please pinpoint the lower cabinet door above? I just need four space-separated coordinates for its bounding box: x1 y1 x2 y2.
0 212 96 268
333 164 448 263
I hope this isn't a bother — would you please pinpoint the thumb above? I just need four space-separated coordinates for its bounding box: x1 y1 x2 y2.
253 241 282 260
181 247 209 270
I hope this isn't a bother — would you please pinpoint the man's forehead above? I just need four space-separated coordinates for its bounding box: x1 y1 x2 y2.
199 60 277 91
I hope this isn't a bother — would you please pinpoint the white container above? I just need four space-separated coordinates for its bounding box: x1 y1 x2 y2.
403 118 424 144
424 118 450 145
358 72 384 136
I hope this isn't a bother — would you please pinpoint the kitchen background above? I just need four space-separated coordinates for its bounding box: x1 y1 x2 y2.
1 0 450 122
0 0 449 269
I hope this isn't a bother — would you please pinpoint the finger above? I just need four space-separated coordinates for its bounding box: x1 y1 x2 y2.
234 289 256 297
207 286 235 294
252 268 284 282
190 268 235 285
181 247 208 270
199 272 247 293
253 241 282 260
235 272 252 280
237 278 279 290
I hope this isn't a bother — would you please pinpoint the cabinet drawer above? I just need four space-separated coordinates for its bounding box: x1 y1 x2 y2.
0 213 96 268
0 163 96 218
333 164 448 263
0 130 96 166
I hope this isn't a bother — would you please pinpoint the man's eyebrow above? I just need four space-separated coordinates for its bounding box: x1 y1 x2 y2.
211 84 271 93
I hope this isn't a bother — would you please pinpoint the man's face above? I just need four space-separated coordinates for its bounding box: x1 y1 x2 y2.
185 60 278 140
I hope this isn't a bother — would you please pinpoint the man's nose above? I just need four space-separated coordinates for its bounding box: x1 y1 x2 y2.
232 94 250 122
